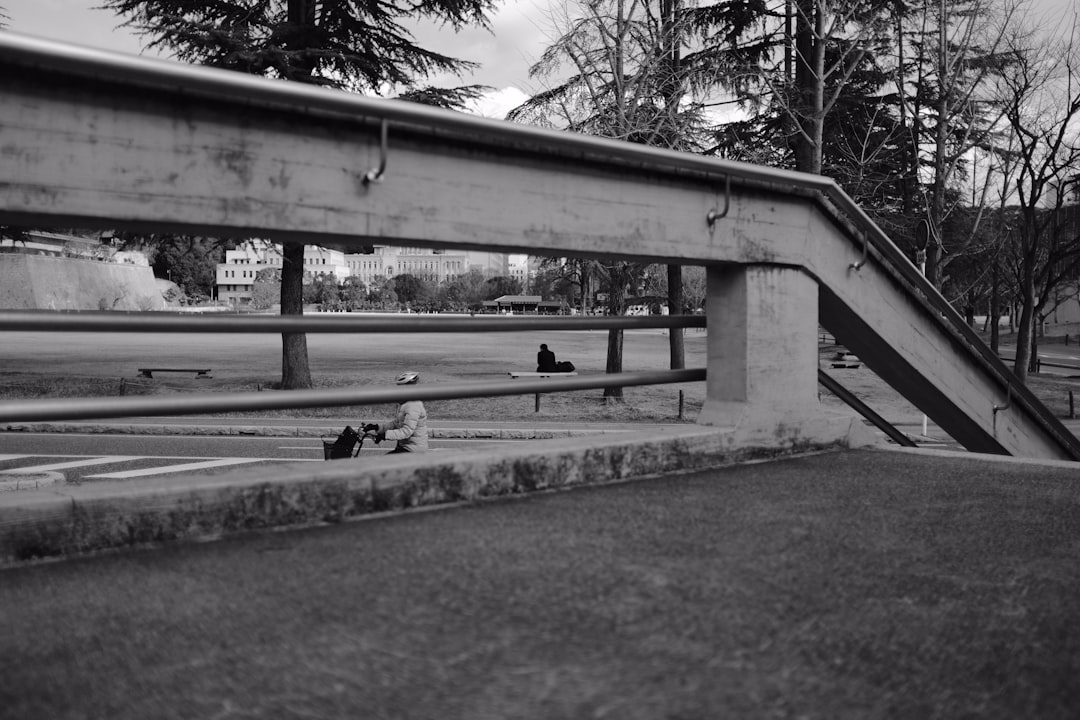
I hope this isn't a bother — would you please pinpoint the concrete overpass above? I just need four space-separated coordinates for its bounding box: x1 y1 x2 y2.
0 31 1075 463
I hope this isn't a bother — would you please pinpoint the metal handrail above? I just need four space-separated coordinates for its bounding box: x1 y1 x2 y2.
0 310 706 333
0 369 706 423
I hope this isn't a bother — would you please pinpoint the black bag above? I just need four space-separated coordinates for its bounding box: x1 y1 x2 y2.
556 361 575 372
323 425 361 460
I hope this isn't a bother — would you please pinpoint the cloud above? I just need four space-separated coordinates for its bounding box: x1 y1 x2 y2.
2 0 152 56
407 0 551 92
466 86 531 120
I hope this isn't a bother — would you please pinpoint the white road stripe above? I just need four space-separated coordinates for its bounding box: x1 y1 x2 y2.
0 456 142 473
0 455 32 461
86 457 265 479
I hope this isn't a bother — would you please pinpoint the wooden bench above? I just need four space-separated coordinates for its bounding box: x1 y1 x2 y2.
138 368 213 379
508 371 579 379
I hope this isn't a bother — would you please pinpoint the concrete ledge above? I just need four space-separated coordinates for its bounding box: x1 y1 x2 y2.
0 423 866 566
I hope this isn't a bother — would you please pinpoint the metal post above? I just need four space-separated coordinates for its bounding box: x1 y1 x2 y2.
535 393 540 412
1070 390 1075 420
678 390 684 420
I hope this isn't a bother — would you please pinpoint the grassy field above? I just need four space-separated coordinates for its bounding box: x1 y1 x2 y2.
0 326 712 423
1 320 1077 428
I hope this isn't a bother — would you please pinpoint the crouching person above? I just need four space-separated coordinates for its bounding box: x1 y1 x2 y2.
364 371 428 454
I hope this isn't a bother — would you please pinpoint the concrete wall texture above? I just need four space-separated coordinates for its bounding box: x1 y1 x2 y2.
0 254 164 311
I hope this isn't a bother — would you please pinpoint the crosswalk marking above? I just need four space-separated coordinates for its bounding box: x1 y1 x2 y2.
0 456 142 473
85 458 265 479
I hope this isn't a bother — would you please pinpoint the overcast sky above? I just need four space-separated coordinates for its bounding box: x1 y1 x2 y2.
1 0 1075 119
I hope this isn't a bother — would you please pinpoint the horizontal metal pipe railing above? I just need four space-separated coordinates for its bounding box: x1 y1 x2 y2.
0 369 706 423
0 311 706 333
817 369 915 448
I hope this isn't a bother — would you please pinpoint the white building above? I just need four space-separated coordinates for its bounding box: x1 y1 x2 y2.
508 254 534 291
344 246 476 286
218 242 509 305
216 241 352 305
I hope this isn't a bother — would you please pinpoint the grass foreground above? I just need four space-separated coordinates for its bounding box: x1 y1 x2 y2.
2 450 1079 719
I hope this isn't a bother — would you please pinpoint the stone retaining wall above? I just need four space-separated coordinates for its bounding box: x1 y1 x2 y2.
0 254 164 310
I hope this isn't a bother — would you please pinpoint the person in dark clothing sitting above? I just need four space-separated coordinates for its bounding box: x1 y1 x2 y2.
537 343 557 372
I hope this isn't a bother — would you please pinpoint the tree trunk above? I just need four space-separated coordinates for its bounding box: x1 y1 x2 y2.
793 0 824 175
1030 330 1040 375
603 327 625 401
667 264 685 369
896 11 917 217
1013 267 1036 383
603 267 630 401
280 240 313 389
925 0 950 289
989 258 1000 354
276 0 317 391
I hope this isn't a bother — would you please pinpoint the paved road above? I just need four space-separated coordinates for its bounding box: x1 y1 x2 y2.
0 430 528 483
998 344 1080 375
3 448 1079 720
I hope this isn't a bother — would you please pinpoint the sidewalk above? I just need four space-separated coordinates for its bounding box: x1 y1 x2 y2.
11 413 1080 444
2 416 661 440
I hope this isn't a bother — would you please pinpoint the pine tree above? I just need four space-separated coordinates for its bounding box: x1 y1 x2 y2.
105 0 495 388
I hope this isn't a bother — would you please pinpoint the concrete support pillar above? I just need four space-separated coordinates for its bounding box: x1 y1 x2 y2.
698 264 870 449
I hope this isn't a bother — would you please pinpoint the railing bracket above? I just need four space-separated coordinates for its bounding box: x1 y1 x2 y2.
362 119 388 185
706 174 731 228
992 384 1013 434
993 384 1012 416
849 230 869 271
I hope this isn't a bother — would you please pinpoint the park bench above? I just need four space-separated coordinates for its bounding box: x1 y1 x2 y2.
508 371 579 379
138 368 213 379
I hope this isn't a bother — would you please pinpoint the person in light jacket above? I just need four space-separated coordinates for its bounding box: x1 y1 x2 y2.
364 371 428 453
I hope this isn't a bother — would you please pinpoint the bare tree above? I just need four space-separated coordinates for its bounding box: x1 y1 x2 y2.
510 0 725 381
989 13 1080 381
107 0 494 389
511 0 685 395
893 0 1021 288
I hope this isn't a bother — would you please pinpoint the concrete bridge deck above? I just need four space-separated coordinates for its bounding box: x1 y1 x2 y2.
3 447 1079 719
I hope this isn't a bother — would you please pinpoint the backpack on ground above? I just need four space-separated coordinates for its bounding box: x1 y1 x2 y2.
556 361 575 372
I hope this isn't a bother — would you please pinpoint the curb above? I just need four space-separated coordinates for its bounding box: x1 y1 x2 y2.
2 423 631 440
0 425 862 566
